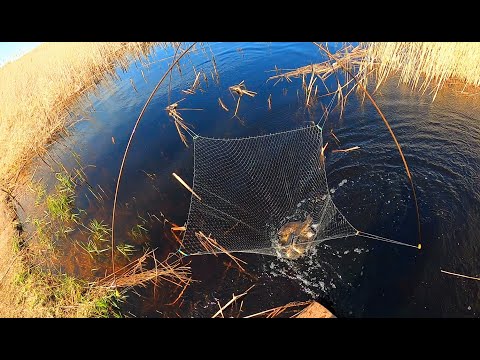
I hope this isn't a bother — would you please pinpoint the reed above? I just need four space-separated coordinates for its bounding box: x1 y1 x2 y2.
360 42 480 100
0 42 159 186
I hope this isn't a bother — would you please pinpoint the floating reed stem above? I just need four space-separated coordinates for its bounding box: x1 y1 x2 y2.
441 269 480 282
212 285 255 318
332 146 360 153
228 80 257 117
218 97 229 112
172 172 201 201
195 231 246 271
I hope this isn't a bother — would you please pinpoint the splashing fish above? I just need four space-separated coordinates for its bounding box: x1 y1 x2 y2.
277 215 317 260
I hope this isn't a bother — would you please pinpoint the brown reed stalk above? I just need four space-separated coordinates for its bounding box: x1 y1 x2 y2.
195 231 247 271
111 43 197 276
314 42 422 248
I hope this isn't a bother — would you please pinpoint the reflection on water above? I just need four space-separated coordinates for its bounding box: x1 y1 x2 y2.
19 42 480 317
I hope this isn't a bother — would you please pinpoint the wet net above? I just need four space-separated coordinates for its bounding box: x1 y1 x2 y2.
180 124 359 258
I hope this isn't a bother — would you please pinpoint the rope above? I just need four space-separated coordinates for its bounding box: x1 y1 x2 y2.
356 230 420 249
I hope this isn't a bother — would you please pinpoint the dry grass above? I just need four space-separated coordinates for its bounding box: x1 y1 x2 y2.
243 300 313 318
0 42 159 187
270 44 367 113
96 250 191 290
361 42 480 100
195 231 247 272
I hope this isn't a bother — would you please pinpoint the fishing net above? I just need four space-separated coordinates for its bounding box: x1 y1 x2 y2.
180 124 359 259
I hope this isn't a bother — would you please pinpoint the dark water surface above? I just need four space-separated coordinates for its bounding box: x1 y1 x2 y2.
25 42 480 317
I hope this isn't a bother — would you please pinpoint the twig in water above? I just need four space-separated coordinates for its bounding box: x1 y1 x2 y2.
171 226 186 231
212 285 255 318
441 269 480 281
321 142 328 157
166 100 196 147
332 146 360 153
172 172 201 201
218 97 229 112
330 129 341 145
244 301 312 318
195 231 246 271
228 80 257 118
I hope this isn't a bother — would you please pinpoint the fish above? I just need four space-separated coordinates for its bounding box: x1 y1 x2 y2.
277 215 317 259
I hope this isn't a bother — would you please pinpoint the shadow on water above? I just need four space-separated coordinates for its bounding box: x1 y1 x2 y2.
17 42 480 317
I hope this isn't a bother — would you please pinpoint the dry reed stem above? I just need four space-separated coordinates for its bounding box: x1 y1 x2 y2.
315 42 423 248
218 97 229 112
96 250 191 290
243 300 312 318
330 129 341 145
332 146 360 153
321 142 328 157
228 80 257 118
212 285 255 318
166 278 191 306
171 226 186 231
268 45 366 83
195 231 247 271
172 172 201 201
182 71 202 95
111 42 197 275
360 42 480 100
440 269 480 282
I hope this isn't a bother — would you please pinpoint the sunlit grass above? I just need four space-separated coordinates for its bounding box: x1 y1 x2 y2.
0 42 159 185
361 42 480 100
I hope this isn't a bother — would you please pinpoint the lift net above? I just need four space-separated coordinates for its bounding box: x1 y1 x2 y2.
180 124 358 258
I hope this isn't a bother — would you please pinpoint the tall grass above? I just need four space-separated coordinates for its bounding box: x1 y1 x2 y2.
361 42 480 100
0 42 159 185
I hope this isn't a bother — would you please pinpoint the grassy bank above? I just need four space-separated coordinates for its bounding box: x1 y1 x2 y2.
362 42 480 100
0 42 180 317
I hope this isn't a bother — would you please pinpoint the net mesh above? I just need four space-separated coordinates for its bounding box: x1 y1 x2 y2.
181 125 358 258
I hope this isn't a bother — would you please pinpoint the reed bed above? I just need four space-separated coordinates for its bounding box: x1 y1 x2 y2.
360 42 480 100
0 42 159 186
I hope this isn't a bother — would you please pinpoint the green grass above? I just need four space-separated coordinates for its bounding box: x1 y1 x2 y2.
116 243 137 260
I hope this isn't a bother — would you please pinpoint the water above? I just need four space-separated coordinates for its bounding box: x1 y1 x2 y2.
23 42 480 317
